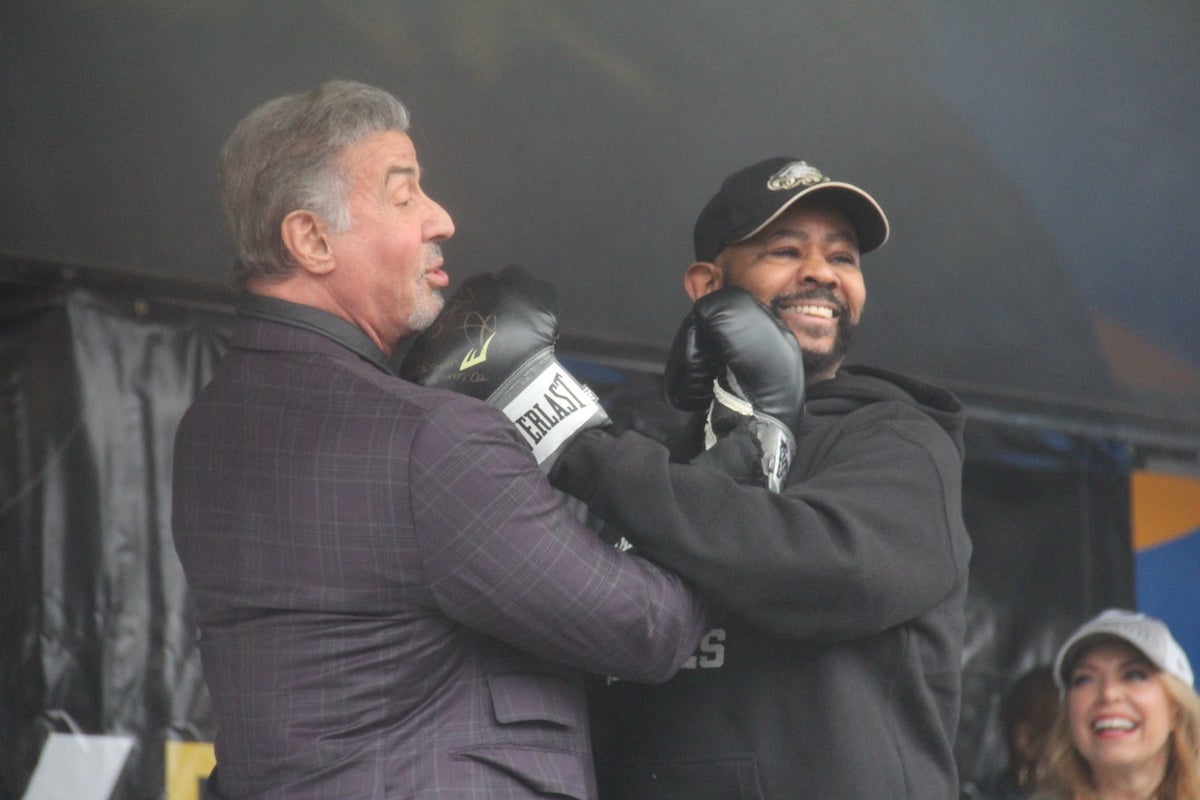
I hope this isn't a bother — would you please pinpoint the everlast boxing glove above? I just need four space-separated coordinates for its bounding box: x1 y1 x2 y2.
399 265 610 471
664 286 804 492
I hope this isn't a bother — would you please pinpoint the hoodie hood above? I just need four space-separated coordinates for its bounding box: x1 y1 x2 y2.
806 365 966 457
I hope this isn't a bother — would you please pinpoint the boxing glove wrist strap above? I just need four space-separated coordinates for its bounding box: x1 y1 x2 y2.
491 348 608 469
704 379 795 493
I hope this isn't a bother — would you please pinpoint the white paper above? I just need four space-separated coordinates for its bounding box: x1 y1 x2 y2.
23 732 134 800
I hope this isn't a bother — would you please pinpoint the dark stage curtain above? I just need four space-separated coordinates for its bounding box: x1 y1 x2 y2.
954 423 1133 797
1 266 229 799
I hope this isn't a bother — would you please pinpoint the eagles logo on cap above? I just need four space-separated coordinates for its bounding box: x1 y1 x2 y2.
766 161 829 192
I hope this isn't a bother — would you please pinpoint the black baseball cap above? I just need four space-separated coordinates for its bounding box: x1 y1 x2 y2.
693 157 890 263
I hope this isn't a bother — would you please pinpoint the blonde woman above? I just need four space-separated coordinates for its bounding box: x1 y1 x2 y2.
1040 609 1200 800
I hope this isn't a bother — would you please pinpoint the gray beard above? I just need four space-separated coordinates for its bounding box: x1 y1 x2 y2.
407 289 444 333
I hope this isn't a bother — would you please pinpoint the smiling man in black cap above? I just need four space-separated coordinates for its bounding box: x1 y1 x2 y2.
549 157 973 799
402 156 973 798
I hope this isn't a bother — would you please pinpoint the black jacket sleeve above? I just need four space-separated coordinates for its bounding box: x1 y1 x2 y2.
550 402 970 643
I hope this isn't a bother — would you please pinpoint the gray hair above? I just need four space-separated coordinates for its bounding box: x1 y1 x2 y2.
219 80 411 287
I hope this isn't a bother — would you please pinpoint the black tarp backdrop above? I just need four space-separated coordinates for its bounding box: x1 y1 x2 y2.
2 2 1199 455
0 263 228 800
2 260 1134 799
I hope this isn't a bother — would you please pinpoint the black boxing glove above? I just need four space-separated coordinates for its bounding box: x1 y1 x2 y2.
663 308 716 412
664 286 804 491
399 265 610 470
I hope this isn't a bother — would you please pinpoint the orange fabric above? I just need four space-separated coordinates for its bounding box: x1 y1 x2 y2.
1131 471 1200 550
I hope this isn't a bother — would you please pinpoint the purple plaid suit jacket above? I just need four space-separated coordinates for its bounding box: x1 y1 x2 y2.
171 297 706 799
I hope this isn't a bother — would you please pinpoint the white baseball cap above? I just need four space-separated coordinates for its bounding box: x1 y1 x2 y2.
1053 608 1194 691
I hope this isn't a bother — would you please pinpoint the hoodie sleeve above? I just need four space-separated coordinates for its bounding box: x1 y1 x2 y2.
550 400 971 643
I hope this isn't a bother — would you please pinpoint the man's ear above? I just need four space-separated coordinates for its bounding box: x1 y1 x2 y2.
684 261 724 301
280 210 335 276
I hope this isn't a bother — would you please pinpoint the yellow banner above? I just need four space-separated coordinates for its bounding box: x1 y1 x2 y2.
165 741 215 800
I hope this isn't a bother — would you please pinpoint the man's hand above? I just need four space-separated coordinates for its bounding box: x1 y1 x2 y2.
399 265 609 470
664 287 804 491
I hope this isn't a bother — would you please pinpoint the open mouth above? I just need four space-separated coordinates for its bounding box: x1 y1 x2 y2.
1093 716 1136 734
772 290 843 324
778 303 835 320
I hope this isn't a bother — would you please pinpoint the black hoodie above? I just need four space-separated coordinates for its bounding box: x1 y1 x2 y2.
551 365 972 800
